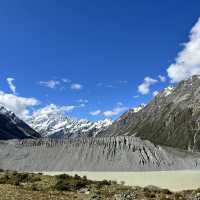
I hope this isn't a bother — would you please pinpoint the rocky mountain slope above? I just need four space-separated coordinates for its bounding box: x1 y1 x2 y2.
102 75 200 152
27 104 112 138
1 137 200 171
0 105 40 140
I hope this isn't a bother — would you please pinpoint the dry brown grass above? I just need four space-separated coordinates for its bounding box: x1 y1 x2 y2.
0 170 198 200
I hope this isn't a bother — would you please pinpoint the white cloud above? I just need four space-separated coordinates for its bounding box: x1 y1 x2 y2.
79 103 86 108
76 99 88 104
71 83 83 90
6 78 16 94
39 80 60 89
62 78 71 83
61 105 75 112
89 110 101 116
138 77 158 95
133 95 139 99
32 104 75 117
153 90 159 97
0 91 39 119
76 99 88 108
167 18 200 82
116 102 123 106
158 75 166 82
103 104 128 118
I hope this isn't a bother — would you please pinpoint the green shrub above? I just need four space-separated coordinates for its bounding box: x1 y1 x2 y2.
54 180 71 191
30 183 39 191
144 191 156 198
55 174 70 180
162 188 172 195
53 174 93 191
0 172 41 186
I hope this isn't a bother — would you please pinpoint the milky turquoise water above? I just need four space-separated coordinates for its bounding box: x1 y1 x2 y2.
42 171 200 191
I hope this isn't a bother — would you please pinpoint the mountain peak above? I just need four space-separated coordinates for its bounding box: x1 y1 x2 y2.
103 75 200 152
130 104 146 113
27 105 112 138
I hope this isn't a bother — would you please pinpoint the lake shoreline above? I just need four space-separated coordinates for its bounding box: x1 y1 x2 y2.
36 170 200 192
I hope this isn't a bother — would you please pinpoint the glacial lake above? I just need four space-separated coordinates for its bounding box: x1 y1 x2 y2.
42 171 200 191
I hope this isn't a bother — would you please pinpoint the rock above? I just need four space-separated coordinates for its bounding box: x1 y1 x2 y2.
79 188 90 194
144 185 162 193
0 105 40 140
192 193 200 200
114 191 137 200
90 194 102 200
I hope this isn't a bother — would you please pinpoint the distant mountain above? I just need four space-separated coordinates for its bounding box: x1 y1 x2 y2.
27 104 112 138
102 75 200 152
0 105 40 140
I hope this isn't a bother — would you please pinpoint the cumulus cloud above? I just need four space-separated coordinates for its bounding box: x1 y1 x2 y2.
32 104 75 117
138 77 158 95
6 78 16 94
62 78 71 83
167 18 200 82
89 110 101 116
71 83 83 90
103 103 128 118
39 80 60 89
158 75 166 82
0 91 39 119
61 105 75 112
79 103 86 108
75 99 88 108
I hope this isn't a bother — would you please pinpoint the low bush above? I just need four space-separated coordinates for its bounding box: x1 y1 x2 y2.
0 172 41 186
53 174 94 191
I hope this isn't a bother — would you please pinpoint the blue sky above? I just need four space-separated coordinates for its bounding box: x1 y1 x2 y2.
0 0 200 121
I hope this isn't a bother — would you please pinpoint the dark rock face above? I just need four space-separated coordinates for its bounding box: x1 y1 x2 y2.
103 75 200 152
0 106 40 140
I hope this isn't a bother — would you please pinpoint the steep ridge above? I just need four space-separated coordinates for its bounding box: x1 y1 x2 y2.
0 137 200 171
27 104 112 138
0 105 40 140
102 75 200 152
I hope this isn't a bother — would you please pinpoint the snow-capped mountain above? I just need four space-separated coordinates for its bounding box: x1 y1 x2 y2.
0 105 40 140
27 104 112 138
131 104 146 113
102 75 200 152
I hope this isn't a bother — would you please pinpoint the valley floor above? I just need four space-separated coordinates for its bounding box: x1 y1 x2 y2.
0 170 200 200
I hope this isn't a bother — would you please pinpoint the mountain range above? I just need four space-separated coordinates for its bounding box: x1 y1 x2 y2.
0 106 39 140
1 75 200 152
103 75 200 152
1 75 200 171
27 104 112 138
